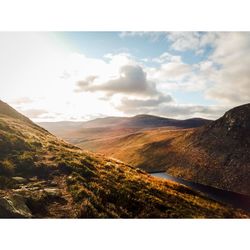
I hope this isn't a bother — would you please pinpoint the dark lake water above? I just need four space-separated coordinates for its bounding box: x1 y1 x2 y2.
151 172 250 212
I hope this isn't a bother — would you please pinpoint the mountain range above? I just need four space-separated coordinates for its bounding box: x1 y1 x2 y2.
1 100 243 218
39 103 250 196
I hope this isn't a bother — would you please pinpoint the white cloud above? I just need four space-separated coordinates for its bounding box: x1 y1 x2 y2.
117 94 173 114
166 32 218 54
167 32 202 52
204 32 250 105
152 52 181 64
154 61 192 82
117 100 228 120
150 52 205 92
21 109 48 119
152 52 192 81
10 97 34 105
75 64 160 97
156 104 229 119
119 32 164 41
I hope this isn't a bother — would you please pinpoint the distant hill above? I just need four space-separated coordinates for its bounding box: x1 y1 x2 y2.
38 114 211 152
1 100 240 218
80 114 211 129
39 114 211 133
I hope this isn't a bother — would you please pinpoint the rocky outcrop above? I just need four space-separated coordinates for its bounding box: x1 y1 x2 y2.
0 194 32 218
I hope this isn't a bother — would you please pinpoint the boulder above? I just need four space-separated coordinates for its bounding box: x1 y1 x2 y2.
0 194 32 218
44 188 61 197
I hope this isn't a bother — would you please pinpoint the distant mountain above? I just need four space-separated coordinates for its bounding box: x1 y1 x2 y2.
38 114 211 144
123 114 212 128
43 114 211 129
1 100 239 218
78 114 212 129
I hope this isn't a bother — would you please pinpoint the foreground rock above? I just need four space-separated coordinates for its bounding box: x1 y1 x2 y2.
0 194 32 218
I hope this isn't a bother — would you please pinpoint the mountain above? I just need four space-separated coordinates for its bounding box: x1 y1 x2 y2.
0 100 246 218
81 114 211 129
39 114 211 132
93 103 250 195
38 114 211 156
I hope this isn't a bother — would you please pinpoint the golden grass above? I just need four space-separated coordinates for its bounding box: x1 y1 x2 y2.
0 114 248 218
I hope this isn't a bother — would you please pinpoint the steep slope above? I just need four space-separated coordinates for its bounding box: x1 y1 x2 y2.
0 100 246 218
180 103 250 193
0 100 45 132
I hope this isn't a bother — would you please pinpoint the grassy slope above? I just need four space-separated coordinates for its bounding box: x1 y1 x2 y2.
70 104 250 196
74 124 250 196
0 110 247 217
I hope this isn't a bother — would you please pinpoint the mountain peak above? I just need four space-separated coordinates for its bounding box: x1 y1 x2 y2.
209 103 250 133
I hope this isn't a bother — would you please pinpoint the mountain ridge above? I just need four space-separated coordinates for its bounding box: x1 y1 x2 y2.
39 114 211 130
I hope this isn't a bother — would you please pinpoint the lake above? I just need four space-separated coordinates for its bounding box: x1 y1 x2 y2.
152 172 250 212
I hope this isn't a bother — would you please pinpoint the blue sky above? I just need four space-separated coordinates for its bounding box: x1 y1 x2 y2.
58 32 172 59
0 32 249 121
58 32 212 64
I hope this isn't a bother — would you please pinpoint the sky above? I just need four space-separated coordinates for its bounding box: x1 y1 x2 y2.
0 32 249 121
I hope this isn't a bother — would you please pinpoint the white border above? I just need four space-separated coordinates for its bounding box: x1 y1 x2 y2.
0 0 249 249
0 219 249 250
0 0 250 31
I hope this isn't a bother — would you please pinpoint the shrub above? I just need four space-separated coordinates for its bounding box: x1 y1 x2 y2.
14 152 35 175
0 159 15 176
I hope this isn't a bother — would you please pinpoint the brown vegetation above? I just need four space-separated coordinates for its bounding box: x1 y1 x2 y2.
64 104 250 196
0 100 247 218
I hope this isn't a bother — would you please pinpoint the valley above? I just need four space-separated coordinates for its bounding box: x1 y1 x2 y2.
40 104 250 196
1 100 245 218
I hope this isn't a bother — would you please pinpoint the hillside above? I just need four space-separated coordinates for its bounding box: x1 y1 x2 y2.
84 104 250 196
0 100 246 218
38 114 211 155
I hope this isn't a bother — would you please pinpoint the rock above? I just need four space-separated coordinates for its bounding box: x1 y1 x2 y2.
44 188 61 197
12 176 28 184
0 194 32 218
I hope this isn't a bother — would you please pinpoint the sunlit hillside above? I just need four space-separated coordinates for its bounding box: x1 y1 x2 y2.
0 100 247 218
57 104 250 196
